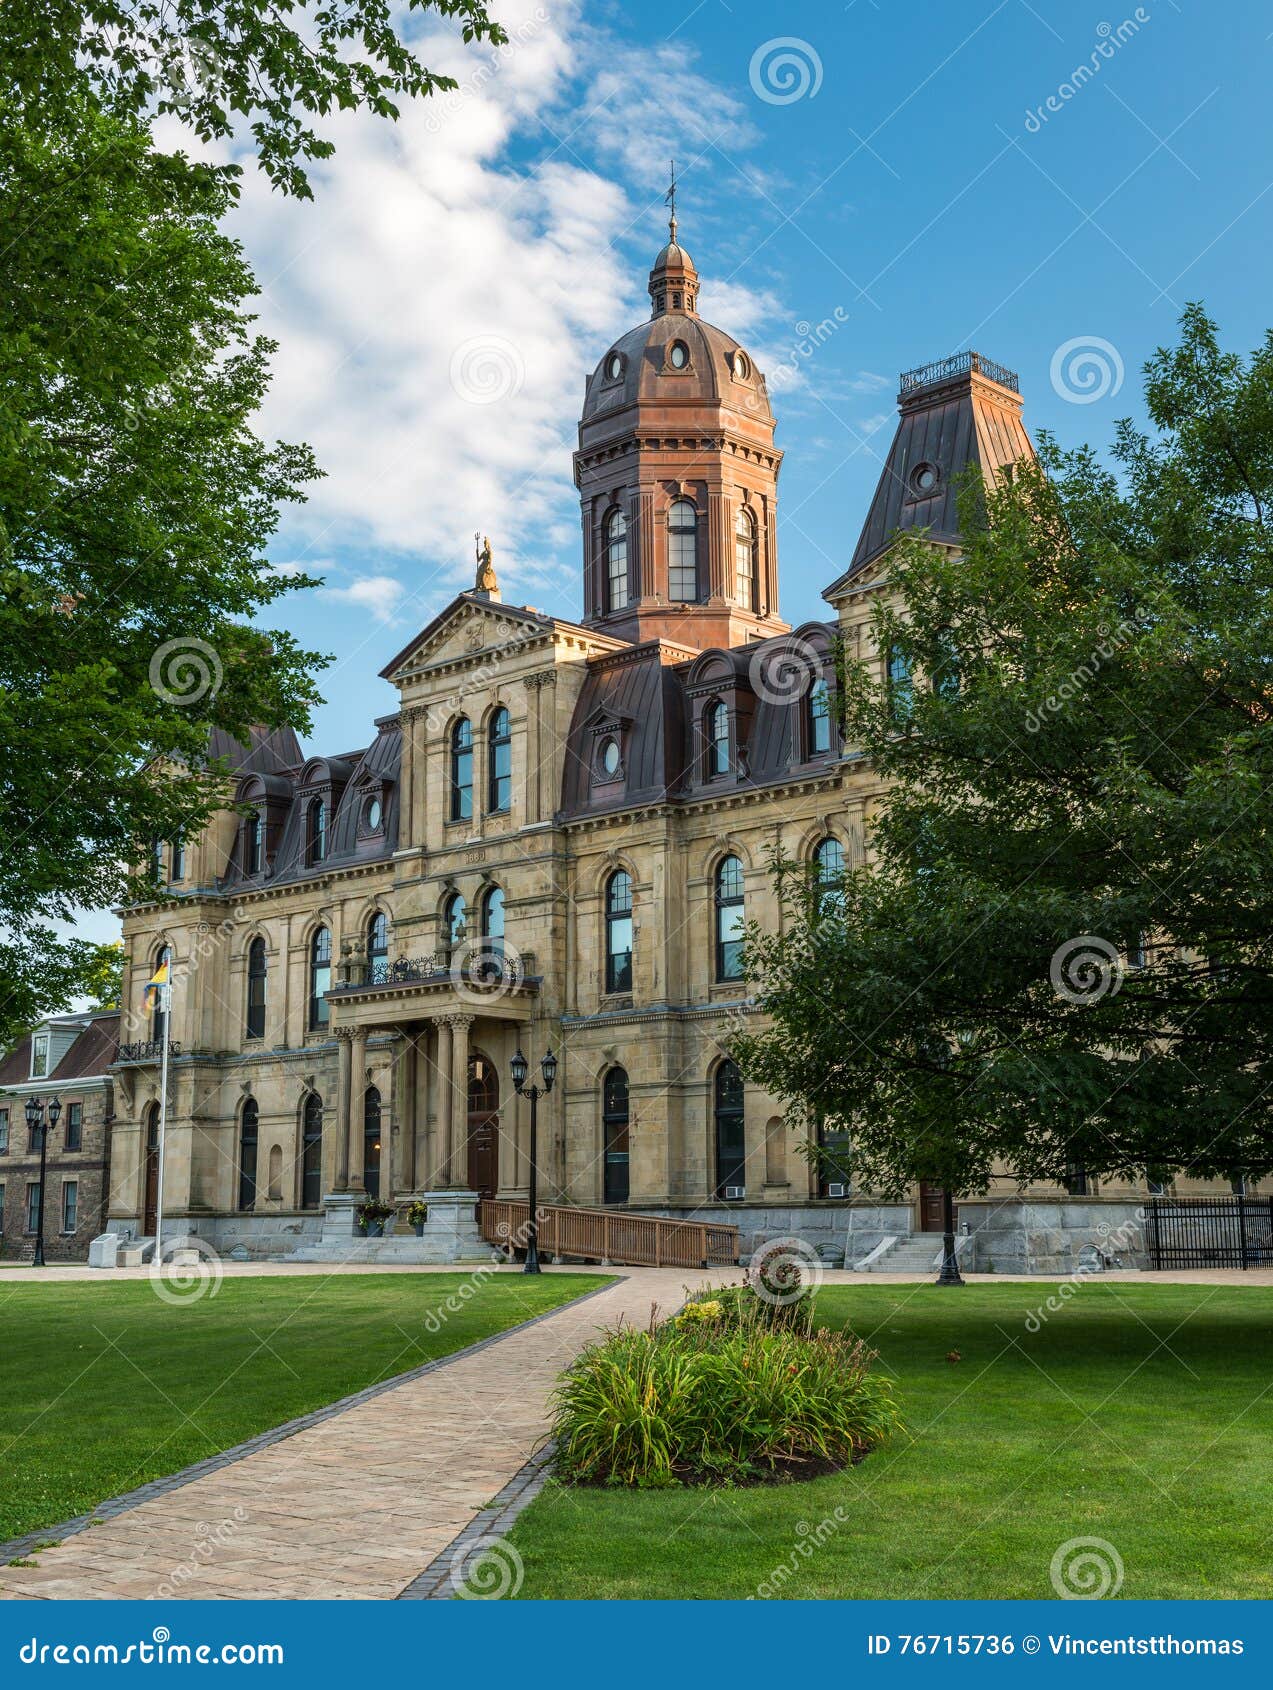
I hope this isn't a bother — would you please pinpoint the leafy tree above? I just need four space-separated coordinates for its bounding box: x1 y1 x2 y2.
4 0 504 197
736 307 1273 1198
0 95 326 1049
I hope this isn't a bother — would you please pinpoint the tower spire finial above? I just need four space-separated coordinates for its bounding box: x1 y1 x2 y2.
665 158 678 243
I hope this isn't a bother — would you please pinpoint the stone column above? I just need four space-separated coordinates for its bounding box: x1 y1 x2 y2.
333 1027 353 1191
399 1027 418 1193
348 1026 367 1192
431 1014 453 1189
418 1021 437 1189
448 1014 473 1188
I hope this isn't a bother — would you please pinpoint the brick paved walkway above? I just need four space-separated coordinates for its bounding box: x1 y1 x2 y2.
0 1270 711 1602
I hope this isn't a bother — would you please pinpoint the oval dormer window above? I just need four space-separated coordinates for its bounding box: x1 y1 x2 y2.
365 797 382 832
732 350 751 379
668 340 689 370
606 352 623 380
599 737 621 778
911 462 940 496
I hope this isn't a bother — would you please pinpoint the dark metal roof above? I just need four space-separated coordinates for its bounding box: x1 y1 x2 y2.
0 1012 120 1088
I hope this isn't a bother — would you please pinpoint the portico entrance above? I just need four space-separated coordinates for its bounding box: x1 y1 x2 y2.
466 1052 500 1200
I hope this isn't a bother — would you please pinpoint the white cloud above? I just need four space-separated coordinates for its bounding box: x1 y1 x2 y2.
321 574 408 622
190 0 784 626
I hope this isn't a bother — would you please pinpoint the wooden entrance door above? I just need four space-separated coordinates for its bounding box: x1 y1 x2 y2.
919 1182 946 1232
465 1053 500 1199
143 1105 160 1235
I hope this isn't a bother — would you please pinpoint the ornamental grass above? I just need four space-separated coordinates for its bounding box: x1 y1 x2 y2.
550 1293 902 1488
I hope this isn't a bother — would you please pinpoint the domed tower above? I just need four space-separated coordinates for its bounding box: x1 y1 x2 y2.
574 210 788 651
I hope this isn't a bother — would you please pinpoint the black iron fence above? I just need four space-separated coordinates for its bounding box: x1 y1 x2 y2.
1147 1196 1273 1270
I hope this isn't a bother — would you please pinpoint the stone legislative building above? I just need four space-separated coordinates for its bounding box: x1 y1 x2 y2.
11 221 1245 1273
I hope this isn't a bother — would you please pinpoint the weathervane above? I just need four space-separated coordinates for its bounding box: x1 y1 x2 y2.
665 158 678 243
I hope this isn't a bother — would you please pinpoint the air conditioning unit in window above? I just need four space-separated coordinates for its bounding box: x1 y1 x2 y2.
826 1182 848 1199
723 1185 746 1200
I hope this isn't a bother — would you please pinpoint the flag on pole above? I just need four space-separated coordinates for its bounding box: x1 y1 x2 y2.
142 958 171 1013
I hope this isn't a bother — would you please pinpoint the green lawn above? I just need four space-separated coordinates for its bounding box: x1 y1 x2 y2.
0 1271 603 1543
510 1281 1273 1600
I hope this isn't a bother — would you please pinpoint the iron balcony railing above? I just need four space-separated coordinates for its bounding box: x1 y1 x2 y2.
116 1039 182 1063
899 350 1020 396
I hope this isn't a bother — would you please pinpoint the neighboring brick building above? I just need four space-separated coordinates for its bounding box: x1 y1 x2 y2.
0 1011 118 1262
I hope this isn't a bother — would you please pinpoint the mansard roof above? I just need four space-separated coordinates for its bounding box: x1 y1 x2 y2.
825 351 1033 598
559 622 839 821
0 1011 120 1090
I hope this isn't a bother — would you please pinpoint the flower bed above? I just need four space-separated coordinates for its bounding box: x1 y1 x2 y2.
550 1290 902 1488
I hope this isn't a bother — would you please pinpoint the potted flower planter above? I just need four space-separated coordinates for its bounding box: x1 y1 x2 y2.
356 1198 395 1238
406 1201 428 1238
364 1219 385 1239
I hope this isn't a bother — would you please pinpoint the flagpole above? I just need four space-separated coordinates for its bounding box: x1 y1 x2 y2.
155 982 171 1265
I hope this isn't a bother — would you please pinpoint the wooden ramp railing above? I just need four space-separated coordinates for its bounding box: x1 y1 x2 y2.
480 1200 739 1269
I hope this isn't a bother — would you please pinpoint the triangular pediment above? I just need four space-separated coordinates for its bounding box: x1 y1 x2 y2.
379 594 554 683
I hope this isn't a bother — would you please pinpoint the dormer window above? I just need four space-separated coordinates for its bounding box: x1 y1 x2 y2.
667 340 689 370
245 809 265 875
909 462 940 498
598 736 621 780
30 1032 49 1080
706 700 730 778
606 352 623 380
307 798 327 866
806 680 831 757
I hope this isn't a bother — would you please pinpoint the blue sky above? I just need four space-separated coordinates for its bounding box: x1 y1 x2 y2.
71 0 1270 955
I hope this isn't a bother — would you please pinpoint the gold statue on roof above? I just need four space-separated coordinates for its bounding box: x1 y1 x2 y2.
474 532 499 597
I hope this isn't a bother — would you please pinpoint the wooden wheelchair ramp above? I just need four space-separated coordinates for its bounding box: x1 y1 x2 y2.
480 1199 739 1269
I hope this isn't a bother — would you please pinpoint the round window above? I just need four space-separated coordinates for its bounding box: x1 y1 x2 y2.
668 340 689 370
606 352 623 380
911 462 940 496
366 797 382 831
599 737 621 777
733 350 750 379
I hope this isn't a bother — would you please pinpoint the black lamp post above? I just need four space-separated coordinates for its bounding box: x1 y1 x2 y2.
937 1186 964 1286
24 1094 61 1268
510 1045 557 1274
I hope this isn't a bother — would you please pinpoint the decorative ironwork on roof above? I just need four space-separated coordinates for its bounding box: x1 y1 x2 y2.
899 351 1020 396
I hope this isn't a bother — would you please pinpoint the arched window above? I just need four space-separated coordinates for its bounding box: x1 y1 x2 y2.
151 944 172 1040
604 870 633 995
449 718 473 821
307 798 327 866
706 700 730 779
168 835 186 882
887 644 913 722
602 1068 630 1205
308 926 332 1029
734 506 758 611
714 856 744 982
814 837 845 910
481 885 505 958
487 707 511 814
238 1097 259 1211
246 937 267 1039
301 1092 323 1209
443 892 467 962
246 809 265 875
668 499 698 602
933 628 960 698
806 679 831 756
604 508 628 612
367 911 389 985
363 1086 382 1199
714 1060 746 1197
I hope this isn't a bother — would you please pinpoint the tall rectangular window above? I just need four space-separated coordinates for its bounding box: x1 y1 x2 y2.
26 1183 40 1233
30 1033 49 1078
61 1180 78 1233
0 1108 8 1154
65 1102 82 1151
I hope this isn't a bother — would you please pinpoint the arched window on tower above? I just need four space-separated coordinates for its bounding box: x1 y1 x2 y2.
602 1068 630 1205
245 937 267 1039
706 700 730 778
443 892 467 963
714 1060 746 1198
714 855 744 982
487 707 511 814
449 718 473 821
604 508 628 612
604 870 633 995
480 885 505 962
307 798 327 867
806 678 831 757
734 506 758 612
308 927 332 1029
668 499 698 602
151 943 172 1040
367 911 389 985
238 1097 258 1211
814 837 845 912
